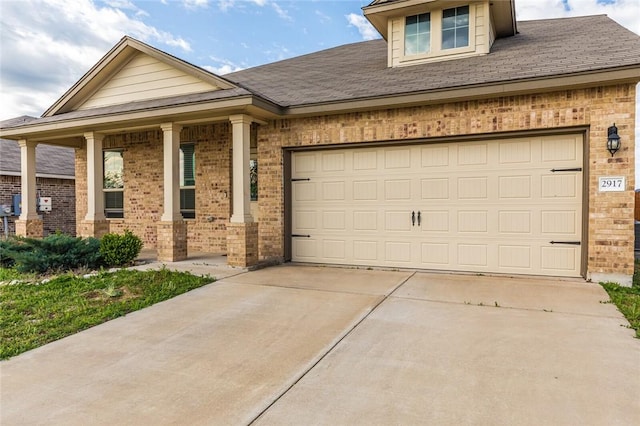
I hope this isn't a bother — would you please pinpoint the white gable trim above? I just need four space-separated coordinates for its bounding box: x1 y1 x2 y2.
43 36 237 117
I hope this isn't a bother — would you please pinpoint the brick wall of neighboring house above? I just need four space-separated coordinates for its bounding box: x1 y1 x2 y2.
257 84 637 277
0 175 76 236
75 125 232 252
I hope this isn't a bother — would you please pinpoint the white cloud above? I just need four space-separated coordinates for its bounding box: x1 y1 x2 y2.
204 56 245 75
0 0 190 120
346 13 379 41
516 0 640 35
182 0 209 9
271 2 292 21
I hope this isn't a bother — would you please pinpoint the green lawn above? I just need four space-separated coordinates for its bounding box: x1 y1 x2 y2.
600 263 640 338
0 268 213 360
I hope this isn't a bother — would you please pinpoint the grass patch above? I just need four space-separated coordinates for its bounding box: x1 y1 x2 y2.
600 261 640 338
0 268 213 360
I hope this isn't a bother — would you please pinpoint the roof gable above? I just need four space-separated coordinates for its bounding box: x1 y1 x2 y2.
44 36 237 117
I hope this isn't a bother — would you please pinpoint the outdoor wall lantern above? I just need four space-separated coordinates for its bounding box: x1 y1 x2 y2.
607 123 621 157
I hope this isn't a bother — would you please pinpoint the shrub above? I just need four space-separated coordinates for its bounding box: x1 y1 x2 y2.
99 230 143 267
1 234 102 273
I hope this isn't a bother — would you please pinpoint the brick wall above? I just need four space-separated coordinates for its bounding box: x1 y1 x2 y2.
257 84 637 277
75 124 231 252
72 83 636 278
0 174 76 237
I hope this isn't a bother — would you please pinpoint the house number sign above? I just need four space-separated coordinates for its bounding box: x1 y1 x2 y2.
598 176 626 192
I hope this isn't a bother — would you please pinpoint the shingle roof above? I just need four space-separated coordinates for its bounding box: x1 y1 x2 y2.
1 15 638 133
225 15 640 108
0 138 75 177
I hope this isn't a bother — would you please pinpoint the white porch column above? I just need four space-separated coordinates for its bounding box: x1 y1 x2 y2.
84 132 105 221
18 139 39 221
160 123 183 222
229 114 254 223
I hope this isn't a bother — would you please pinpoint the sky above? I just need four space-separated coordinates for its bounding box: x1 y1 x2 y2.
0 0 639 173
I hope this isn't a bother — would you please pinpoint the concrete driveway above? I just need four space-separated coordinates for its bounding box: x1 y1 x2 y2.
1 266 638 425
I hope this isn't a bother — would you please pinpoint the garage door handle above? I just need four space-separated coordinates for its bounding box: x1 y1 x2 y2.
417 211 421 227
549 241 581 245
292 234 311 238
411 211 415 226
550 168 582 172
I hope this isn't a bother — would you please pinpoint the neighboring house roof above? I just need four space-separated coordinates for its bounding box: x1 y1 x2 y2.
224 15 640 108
0 138 75 178
0 15 639 136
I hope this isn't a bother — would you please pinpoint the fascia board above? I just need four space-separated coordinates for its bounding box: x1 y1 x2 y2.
0 96 281 141
284 67 640 117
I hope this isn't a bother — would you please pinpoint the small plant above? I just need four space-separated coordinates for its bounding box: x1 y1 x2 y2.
99 230 143 267
0 234 102 273
102 283 122 298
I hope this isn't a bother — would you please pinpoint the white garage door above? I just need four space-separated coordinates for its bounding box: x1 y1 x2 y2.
291 135 583 277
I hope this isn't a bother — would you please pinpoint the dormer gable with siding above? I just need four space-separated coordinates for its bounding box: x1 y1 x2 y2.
363 0 516 68
43 36 237 117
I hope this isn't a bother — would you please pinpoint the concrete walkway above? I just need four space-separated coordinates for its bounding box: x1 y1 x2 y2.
1 265 638 425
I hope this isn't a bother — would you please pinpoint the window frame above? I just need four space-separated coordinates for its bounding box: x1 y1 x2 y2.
441 5 470 50
399 3 476 64
103 149 124 219
404 12 431 56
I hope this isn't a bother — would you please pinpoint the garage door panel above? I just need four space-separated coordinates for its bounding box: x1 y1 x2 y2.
385 179 412 200
421 178 449 199
541 246 579 271
385 242 412 263
386 211 412 232
353 150 377 170
499 140 532 164
458 144 488 166
353 180 377 200
458 244 488 266
321 152 345 171
499 175 532 198
322 181 345 200
458 210 488 233
541 210 577 234
499 245 532 269
421 145 450 167
458 177 488 199
291 134 583 277
385 148 412 169
541 174 579 198
541 137 579 162
322 240 346 260
293 182 316 201
354 240 378 261
421 243 449 265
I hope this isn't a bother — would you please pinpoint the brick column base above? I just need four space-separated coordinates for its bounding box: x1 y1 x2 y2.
15 218 43 238
157 220 187 262
78 220 109 239
227 222 258 267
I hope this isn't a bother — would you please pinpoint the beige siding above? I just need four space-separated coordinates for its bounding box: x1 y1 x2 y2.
78 53 220 110
474 3 489 54
390 16 403 67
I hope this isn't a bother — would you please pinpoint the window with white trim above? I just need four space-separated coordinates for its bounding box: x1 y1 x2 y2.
442 5 469 49
405 12 431 55
103 150 124 219
180 143 195 219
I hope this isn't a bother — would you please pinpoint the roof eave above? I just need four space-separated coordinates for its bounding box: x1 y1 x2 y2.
283 67 640 117
0 95 282 143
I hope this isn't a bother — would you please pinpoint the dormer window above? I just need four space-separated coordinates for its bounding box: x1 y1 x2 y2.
363 0 517 68
405 13 431 55
442 6 470 49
